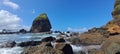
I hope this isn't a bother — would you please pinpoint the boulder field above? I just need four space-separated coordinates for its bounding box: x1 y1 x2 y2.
22 37 74 54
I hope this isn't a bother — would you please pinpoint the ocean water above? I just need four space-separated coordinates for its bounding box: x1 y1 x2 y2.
0 33 101 54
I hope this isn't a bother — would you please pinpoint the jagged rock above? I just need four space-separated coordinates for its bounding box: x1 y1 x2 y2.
105 0 120 34
88 27 108 35
17 41 41 47
70 32 79 36
88 49 105 54
75 51 86 54
41 36 56 42
55 38 66 43
30 13 52 33
54 38 74 54
101 36 120 54
112 0 120 19
88 35 120 54
79 33 107 45
55 43 74 54
22 42 63 54
67 37 81 45
0 41 16 48
19 29 27 33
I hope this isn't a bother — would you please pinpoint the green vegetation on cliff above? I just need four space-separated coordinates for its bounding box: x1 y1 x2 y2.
30 13 51 33
35 13 48 21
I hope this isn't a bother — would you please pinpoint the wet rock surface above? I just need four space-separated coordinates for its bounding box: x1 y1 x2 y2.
0 41 16 48
79 33 107 45
17 41 41 47
88 35 120 54
22 42 63 54
22 38 74 54
41 36 56 42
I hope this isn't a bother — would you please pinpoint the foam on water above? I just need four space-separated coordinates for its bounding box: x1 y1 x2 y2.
71 45 82 52
71 45 101 54
0 33 101 54
0 33 59 54
0 47 23 54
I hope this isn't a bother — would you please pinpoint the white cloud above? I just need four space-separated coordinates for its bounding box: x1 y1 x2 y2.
67 27 88 33
3 0 19 10
0 10 29 31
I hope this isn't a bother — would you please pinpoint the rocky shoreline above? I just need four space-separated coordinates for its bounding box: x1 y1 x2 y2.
0 0 120 54
0 30 119 54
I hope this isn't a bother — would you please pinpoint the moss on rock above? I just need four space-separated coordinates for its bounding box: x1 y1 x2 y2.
30 13 52 33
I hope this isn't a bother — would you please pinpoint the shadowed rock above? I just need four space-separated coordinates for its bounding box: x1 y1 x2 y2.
22 42 63 54
55 38 74 54
105 0 120 34
30 13 52 33
18 41 41 47
0 41 16 48
88 35 120 54
41 36 56 42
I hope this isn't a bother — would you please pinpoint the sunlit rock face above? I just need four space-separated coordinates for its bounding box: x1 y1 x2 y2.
106 0 120 34
30 13 52 33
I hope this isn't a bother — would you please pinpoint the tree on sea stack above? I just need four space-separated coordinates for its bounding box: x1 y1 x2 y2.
30 13 52 33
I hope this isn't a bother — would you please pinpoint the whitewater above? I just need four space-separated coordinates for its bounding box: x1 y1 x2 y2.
0 33 101 54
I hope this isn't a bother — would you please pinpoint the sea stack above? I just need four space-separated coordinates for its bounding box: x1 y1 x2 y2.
105 0 120 34
30 13 52 33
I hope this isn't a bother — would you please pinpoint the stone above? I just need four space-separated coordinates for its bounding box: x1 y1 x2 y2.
105 0 120 34
30 13 52 33
17 41 41 47
112 0 120 19
87 27 108 35
19 29 27 33
101 36 120 54
55 38 66 43
67 37 81 45
76 51 86 54
55 38 74 54
88 49 105 54
79 33 107 45
22 42 63 54
55 43 74 54
88 35 120 54
41 36 56 42
0 41 16 48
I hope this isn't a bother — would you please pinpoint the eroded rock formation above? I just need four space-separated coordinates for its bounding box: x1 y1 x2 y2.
30 13 52 33
106 0 120 34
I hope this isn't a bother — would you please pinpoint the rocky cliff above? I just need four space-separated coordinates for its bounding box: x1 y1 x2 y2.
106 0 120 34
30 13 52 33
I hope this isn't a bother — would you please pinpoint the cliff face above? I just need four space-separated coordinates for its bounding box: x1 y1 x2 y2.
106 0 120 34
30 13 52 33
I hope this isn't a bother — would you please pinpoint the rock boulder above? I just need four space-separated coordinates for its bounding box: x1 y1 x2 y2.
17 41 41 47
0 41 16 48
105 0 120 34
79 33 107 45
30 13 52 33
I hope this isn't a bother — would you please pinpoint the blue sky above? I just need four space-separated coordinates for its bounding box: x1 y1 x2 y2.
0 0 115 31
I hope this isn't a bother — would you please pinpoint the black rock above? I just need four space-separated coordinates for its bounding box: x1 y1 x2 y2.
0 41 16 48
41 36 56 42
62 44 74 54
30 13 52 33
18 41 41 47
19 29 27 33
55 38 66 43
